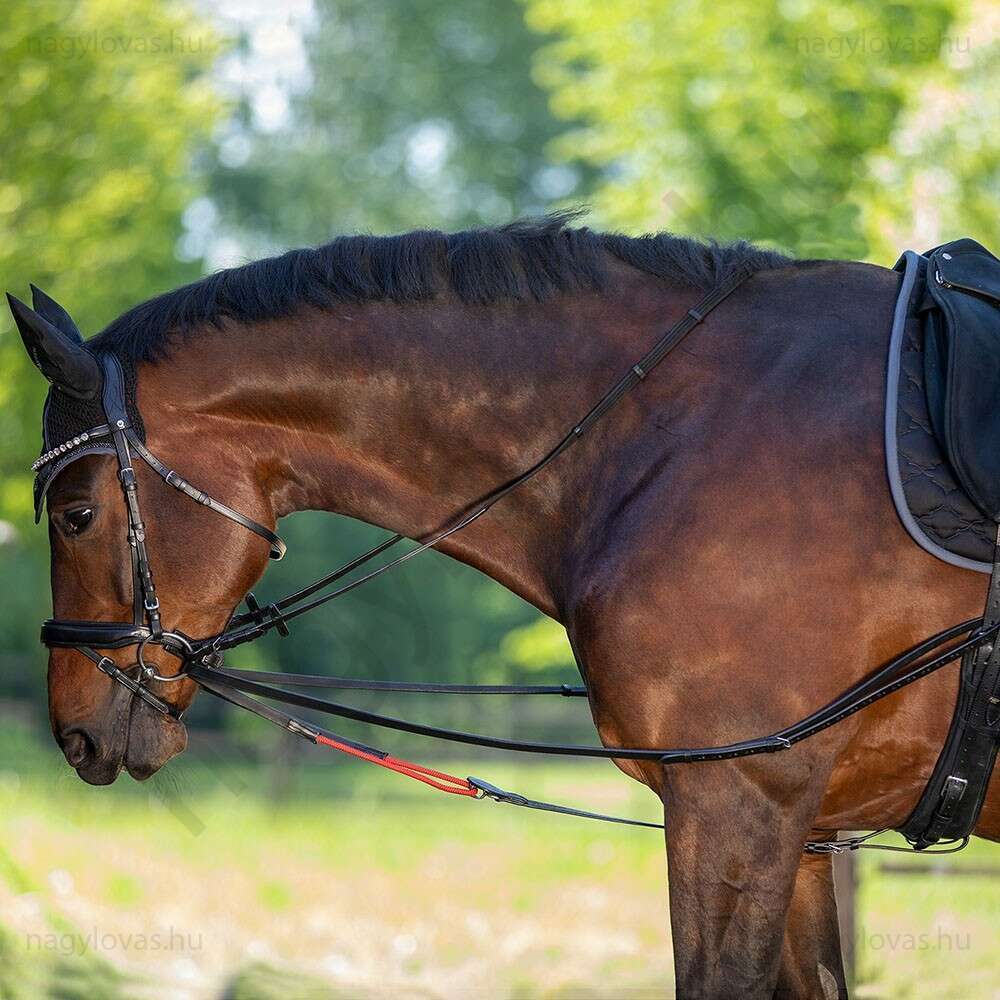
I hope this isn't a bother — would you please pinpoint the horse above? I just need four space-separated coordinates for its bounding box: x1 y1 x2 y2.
10 215 998 998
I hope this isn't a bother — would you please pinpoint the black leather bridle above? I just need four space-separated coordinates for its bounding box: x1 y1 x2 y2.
31 270 998 852
38 354 285 717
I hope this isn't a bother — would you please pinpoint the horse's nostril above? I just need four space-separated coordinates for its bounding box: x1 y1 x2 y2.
60 730 94 769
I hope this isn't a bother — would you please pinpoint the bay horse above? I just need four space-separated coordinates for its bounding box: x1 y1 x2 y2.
10 215 999 998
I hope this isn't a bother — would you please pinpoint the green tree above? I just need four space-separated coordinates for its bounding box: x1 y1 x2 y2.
205 0 590 253
523 0 967 258
861 1 999 257
0 0 221 678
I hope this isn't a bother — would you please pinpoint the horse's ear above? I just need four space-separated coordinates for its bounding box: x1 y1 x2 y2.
6 293 101 400
30 284 83 343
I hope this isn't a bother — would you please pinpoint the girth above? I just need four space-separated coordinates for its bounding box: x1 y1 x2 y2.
899 532 1000 848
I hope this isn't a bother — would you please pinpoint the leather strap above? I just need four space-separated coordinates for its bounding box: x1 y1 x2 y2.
78 647 180 718
204 267 756 653
187 616 992 765
126 432 285 559
40 620 153 649
209 664 586 696
900 524 1000 847
468 777 666 830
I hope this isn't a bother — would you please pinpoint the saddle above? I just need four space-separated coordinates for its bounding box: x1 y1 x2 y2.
889 240 1000 569
922 241 1000 521
889 239 1000 848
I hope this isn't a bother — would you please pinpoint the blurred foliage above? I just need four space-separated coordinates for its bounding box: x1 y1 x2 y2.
0 0 221 682
222 963 357 1000
0 0 220 509
523 0 997 258
205 0 591 255
0 848 135 999
502 616 578 672
863 2 1000 254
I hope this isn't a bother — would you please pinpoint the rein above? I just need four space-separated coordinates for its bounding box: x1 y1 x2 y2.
198 266 758 655
31 266 985 853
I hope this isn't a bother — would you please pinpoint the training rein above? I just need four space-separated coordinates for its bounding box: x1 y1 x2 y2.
34 267 986 854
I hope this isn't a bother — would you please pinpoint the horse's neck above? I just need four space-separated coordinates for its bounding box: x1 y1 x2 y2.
148 273 680 613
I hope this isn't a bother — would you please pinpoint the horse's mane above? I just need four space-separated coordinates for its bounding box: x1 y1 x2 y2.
91 211 790 362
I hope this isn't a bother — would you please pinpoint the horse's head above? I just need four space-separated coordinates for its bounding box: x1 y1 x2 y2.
9 289 279 784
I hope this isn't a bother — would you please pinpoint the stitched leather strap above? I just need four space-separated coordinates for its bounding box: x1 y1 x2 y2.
206 267 756 652
187 617 992 764
209 665 587 696
900 524 1000 847
79 647 180 718
126 432 286 559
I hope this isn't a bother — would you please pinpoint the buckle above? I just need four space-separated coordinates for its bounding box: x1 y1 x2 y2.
244 592 290 637
935 775 968 821
94 656 117 678
803 840 847 855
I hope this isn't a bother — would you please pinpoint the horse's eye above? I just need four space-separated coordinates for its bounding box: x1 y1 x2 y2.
63 507 94 535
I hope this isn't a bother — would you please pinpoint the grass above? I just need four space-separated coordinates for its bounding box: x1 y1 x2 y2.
0 720 998 998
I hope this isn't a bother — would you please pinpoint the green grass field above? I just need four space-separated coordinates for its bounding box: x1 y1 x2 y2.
1 719 998 999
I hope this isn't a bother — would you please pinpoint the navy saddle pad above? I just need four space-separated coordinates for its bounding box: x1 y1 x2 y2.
887 240 1000 573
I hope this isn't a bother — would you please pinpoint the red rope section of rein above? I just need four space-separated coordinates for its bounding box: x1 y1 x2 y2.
315 733 479 796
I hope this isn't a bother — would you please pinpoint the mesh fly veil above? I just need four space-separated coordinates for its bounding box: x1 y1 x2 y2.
32 352 145 521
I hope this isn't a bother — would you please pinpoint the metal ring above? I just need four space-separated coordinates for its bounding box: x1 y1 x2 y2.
160 630 195 658
136 635 191 684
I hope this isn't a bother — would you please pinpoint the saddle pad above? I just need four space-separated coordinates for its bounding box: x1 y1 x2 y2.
885 251 994 572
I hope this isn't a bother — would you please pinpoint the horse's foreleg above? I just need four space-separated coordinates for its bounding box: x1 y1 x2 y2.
775 852 846 999
659 756 833 1000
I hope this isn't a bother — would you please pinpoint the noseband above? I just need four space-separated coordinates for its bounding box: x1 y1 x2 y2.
38 354 285 717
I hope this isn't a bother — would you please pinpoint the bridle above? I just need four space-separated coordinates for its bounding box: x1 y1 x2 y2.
32 268 998 853
38 353 284 718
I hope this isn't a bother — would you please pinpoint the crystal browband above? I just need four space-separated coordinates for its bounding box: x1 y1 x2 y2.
31 423 111 472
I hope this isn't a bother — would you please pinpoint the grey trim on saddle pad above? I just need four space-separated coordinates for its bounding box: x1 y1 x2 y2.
885 250 992 574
